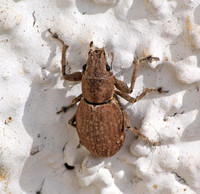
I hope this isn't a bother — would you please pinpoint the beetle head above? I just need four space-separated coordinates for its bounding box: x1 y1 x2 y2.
82 42 111 78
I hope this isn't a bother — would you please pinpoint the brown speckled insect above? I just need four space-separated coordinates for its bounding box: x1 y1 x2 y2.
48 29 167 157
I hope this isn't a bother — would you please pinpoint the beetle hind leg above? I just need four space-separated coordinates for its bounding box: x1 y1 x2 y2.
68 114 76 128
114 95 160 146
123 111 160 146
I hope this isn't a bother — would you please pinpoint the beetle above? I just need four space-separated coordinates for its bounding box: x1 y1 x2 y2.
48 29 167 157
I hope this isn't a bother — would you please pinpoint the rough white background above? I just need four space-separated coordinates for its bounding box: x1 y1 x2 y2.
1 0 200 193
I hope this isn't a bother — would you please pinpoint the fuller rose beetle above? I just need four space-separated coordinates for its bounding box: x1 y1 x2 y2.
48 29 168 157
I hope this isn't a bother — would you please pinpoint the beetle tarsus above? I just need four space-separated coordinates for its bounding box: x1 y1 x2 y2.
56 106 68 114
56 110 63 114
134 55 160 64
48 28 67 46
48 28 58 38
147 140 161 146
157 87 169 93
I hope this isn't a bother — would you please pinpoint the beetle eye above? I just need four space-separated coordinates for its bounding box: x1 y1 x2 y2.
106 64 110 71
82 64 86 71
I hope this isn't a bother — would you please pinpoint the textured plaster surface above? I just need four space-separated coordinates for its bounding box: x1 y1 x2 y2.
1 0 200 193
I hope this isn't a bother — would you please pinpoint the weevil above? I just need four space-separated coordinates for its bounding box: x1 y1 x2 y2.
48 29 167 157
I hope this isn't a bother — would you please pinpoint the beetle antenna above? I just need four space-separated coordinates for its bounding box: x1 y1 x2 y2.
90 41 94 47
111 52 114 70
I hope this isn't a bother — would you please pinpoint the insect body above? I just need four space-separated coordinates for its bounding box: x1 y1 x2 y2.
48 29 167 157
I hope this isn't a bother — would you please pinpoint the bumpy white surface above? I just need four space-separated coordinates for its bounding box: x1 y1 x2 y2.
1 0 200 193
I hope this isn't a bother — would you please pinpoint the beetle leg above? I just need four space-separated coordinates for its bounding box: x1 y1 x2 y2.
115 55 159 93
68 114 76 128
57 94 82 114
110 52 114 70
48 29 82 81
115 90 136 103
123 111 160 146
114 95 160 146
115 87 168 103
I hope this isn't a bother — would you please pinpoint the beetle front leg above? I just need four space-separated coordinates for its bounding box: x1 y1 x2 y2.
48 29 82 81
115 55 159 93
57 94 82 114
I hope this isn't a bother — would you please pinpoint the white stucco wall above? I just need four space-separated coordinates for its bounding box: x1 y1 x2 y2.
1 0 200 193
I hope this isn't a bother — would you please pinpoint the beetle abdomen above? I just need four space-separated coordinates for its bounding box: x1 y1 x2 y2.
76 98 125 157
